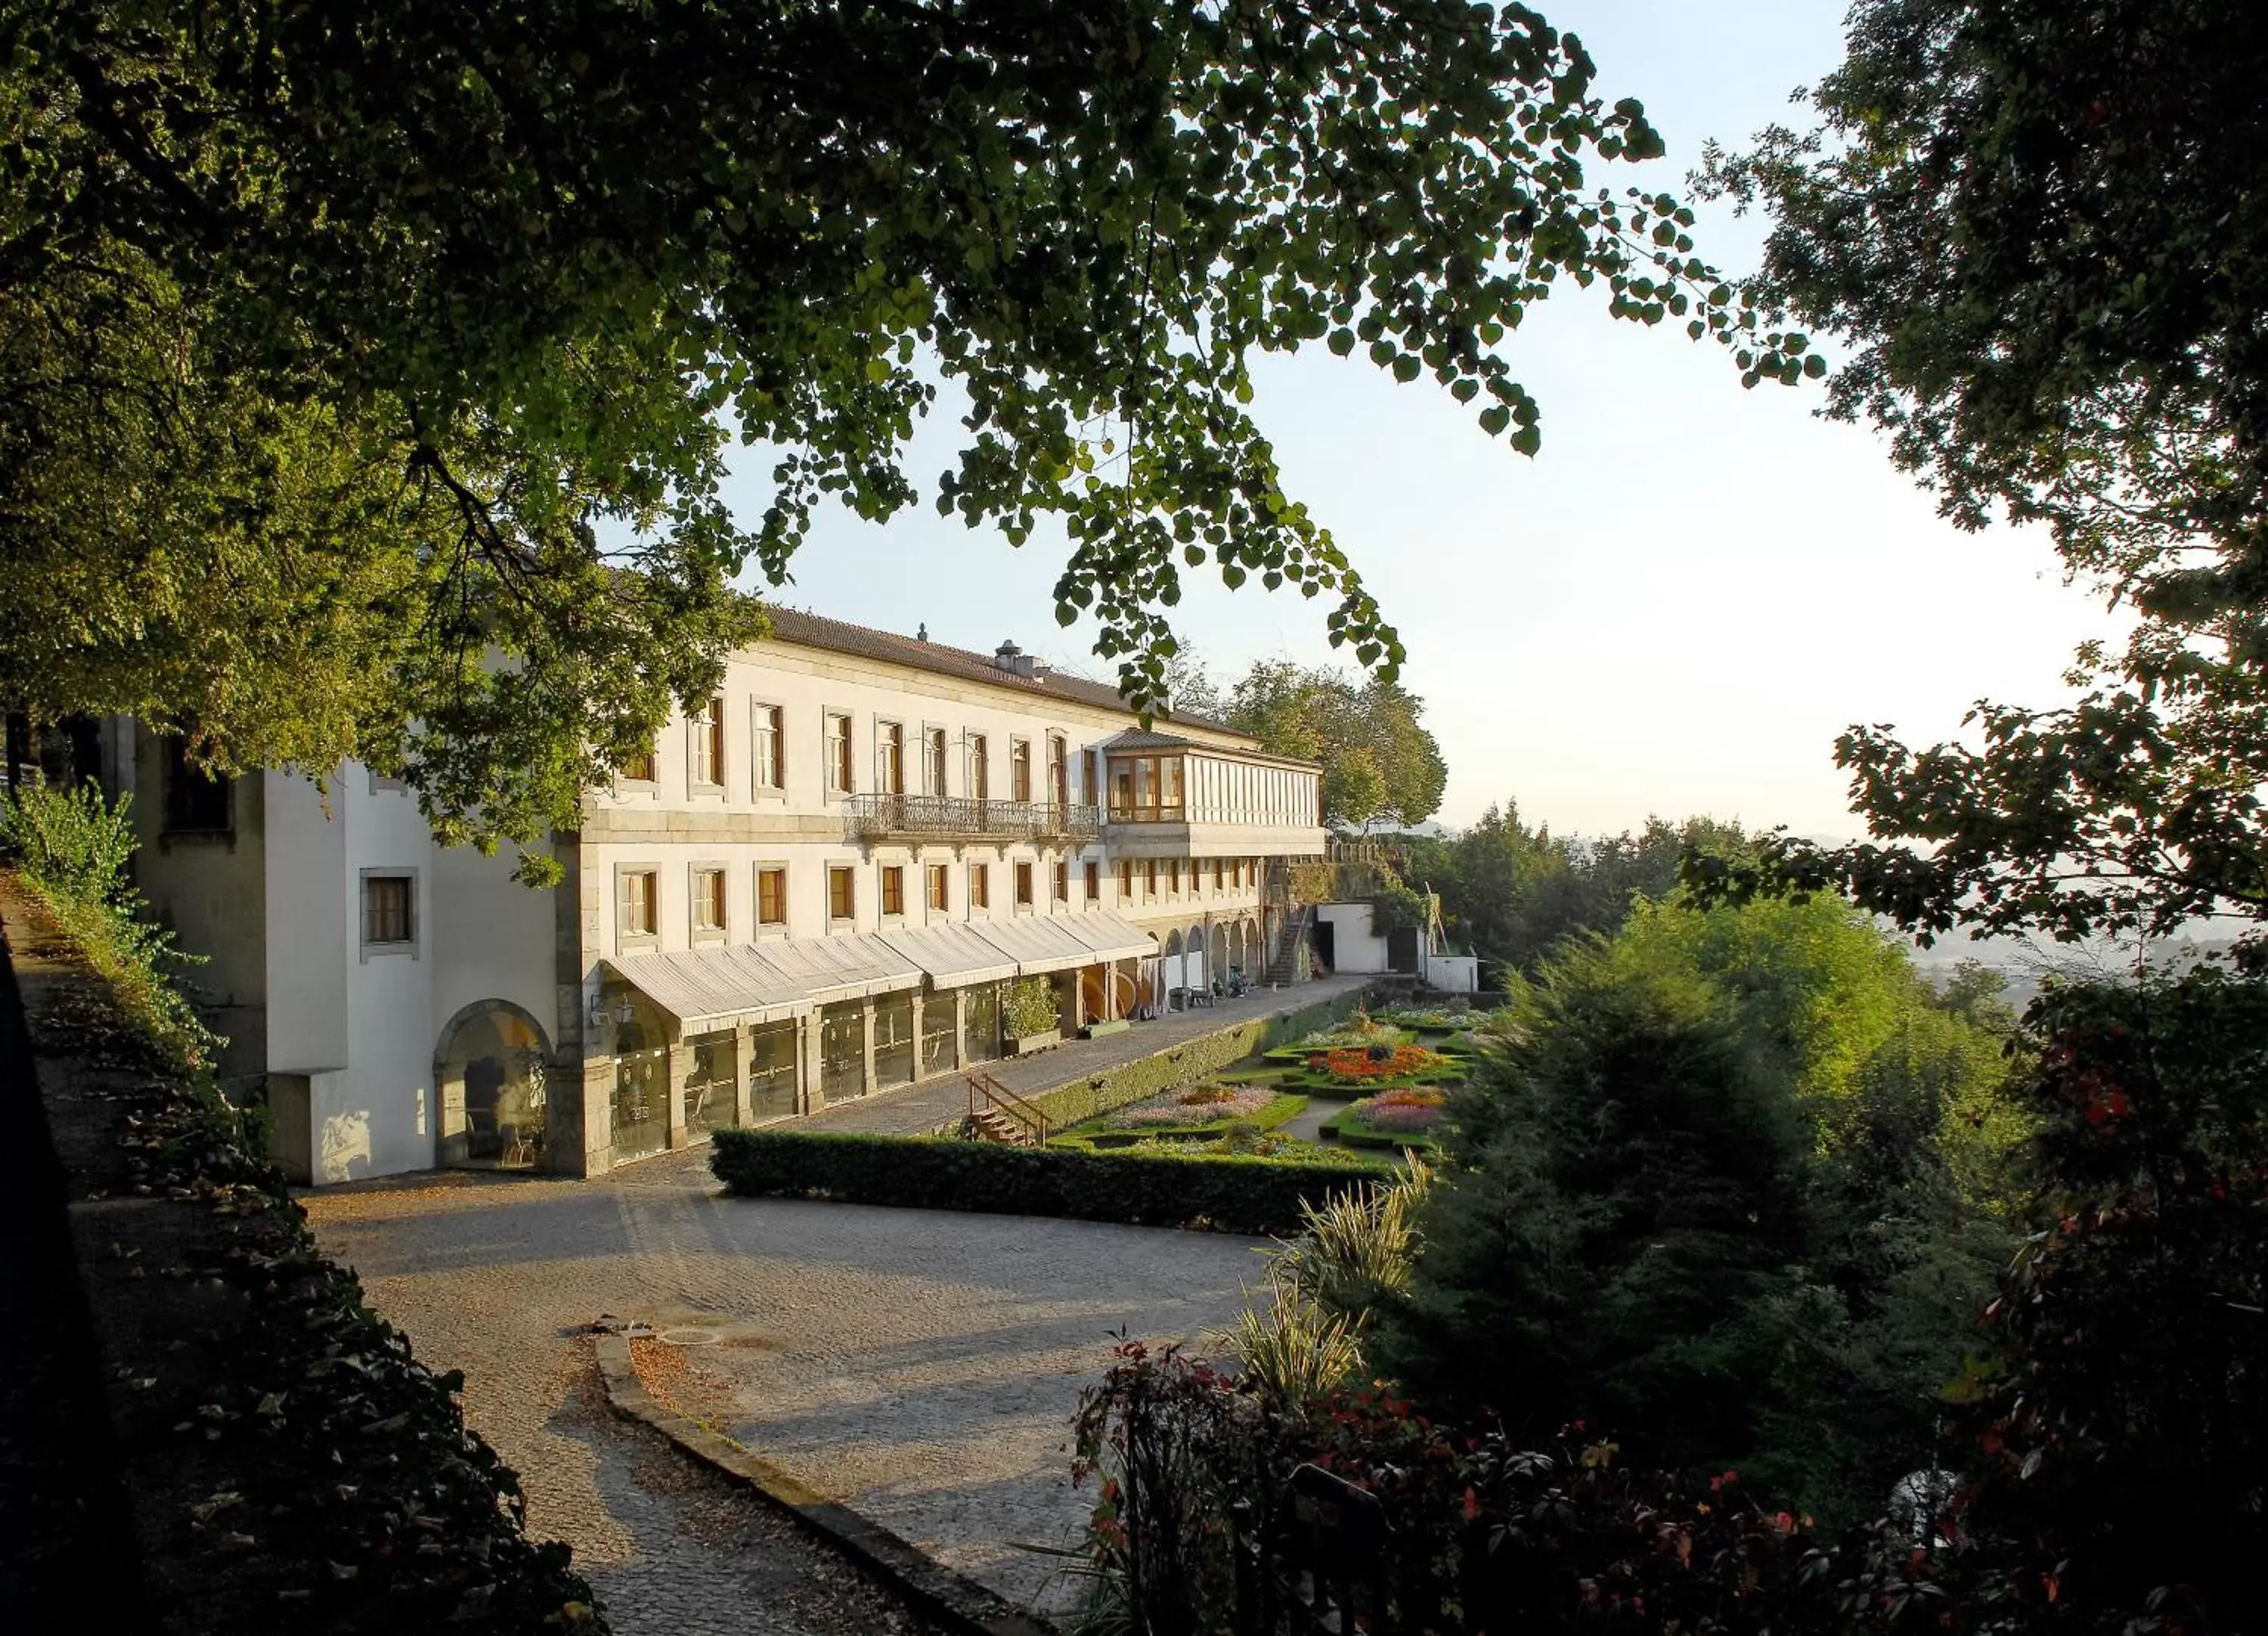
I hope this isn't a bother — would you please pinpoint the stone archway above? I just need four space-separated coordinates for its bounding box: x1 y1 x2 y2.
433 999 553 1170
1209 924 1229 991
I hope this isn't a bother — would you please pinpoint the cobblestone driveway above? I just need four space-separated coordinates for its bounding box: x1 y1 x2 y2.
304 1151 1263 1622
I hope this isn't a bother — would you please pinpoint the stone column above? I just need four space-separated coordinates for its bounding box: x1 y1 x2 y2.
860 997 878 1095
732 1019 754 1126
801 1012 826 1113
909 987 927 1080
665 1029 692 1150
953 988 970 1070
1071 966 1089 1032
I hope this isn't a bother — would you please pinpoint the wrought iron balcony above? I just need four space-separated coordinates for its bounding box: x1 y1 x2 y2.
845 792 1101 844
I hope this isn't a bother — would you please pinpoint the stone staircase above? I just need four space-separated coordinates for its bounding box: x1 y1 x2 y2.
966 1106 1039 1146
1263 905 1315 987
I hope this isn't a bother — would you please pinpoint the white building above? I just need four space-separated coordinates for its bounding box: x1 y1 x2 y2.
111 609 1326 1183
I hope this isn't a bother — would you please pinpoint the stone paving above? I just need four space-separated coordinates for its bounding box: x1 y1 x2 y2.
304 1149 1266 1622
798 973 1373 1136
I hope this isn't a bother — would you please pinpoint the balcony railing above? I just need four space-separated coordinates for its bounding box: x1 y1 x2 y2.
846 792 1100 844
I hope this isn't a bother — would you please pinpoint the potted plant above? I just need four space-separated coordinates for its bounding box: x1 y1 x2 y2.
1002 976 1061 1055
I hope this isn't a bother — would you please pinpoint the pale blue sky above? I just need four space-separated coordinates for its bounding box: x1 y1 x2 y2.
725 2 2107 840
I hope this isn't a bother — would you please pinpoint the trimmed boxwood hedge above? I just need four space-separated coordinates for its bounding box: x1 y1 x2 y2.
1054 1091 1309 1148
710 1125 1380 1235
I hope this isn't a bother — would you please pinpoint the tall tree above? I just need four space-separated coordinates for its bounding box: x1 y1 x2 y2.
1695 0 2268 954
0 1 1808 879
1225 658 1448 830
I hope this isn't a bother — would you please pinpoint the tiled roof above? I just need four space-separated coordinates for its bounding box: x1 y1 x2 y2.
757 606 1239 733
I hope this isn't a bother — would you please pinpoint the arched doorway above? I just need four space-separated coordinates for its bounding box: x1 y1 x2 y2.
1209 925 1229 993
1162 928 1184 1002
435 1001 551 1170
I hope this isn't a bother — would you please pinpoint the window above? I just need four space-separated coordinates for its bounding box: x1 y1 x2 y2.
691 867 727 934
1048 735 1068 807
618 869 658 940
927 862 950 912
827 866 855 921
162 739 231 833
1011 738 1033 802
1143 858 1158 895
1053 861 1069 903
1085 861 1101 903
1213 858 1225 891
968 733 990 801
969 861 991 909
622 740 658 783
877 721 905 795
1082 747 1099 805
753 704 784 791
757 866 788 927
1015 861 1034 906
925 727 949 795
881 864 905 916
1168 858 1181 894
1117 859 1133 898
1104 754 1188 822
689 696 724 786
362 873 414 947
826 712 854 794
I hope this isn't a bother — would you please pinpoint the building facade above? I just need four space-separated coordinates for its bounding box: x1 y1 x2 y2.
110 609 1326 1184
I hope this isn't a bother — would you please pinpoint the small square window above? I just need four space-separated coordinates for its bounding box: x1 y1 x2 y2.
1015 861 1034 906
692 867 727 933
362 874 414 947
927 863 950 912
757 867 788 926
881 865 905 917
828 866 855 921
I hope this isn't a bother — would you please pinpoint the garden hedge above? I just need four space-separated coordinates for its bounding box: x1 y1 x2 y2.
710 1126 1381 1235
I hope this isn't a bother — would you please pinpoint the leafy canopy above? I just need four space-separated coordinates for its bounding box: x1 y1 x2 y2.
0 1 1808 881
1225 658 1448 830
1695 0 2268 952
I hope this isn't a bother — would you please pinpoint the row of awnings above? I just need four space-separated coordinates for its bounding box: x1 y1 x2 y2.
603 911 1160 1033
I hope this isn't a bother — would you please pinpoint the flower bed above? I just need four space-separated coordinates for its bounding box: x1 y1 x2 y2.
1108 1083 1281 1129
1325 1087 1450 1148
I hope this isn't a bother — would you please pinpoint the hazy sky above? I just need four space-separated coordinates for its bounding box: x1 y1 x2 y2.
722 1 2110 841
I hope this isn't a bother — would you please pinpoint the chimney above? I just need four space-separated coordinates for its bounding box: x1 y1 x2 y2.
994 640 1043 680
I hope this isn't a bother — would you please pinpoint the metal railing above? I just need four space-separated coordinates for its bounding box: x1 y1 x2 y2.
966 1071 1051 1145
845 792 1099 843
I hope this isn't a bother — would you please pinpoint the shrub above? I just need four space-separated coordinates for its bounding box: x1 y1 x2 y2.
0 778 139 903
1002 974 1059 1037
710 1126 1382 1235
1105 1084 1281 1129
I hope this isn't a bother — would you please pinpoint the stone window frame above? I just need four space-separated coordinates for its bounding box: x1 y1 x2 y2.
823 708 856 798
968 858 991 913
688 860 730 943
964 730 990 803
926 860 951 914
1084 860 1101 904
875 717 906 797
1013 858 1036 911
1009 736 1033 804
615 863 662 951
879 860 907 921
826 862 857 927
688 694 727 791
358 868 420 962
750 699 787 795
921 721 952 796
753 860 791 934
367 767 410 797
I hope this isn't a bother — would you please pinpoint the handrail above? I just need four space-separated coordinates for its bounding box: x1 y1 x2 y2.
967 1071 1051 1145
846 792 1100 843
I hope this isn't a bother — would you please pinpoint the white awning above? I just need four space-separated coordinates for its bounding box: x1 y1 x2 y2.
1060 910 1160 966
756 932 925 1002
599 949 808 1032
875 921 1020 989
968 914 1104 976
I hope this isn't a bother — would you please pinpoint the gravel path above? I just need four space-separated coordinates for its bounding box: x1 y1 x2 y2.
304 1151 1264 1622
